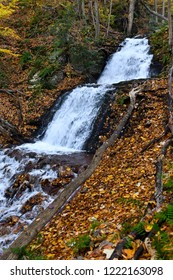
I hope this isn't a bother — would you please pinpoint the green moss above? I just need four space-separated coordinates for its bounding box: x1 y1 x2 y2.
150 25 171 73
66 234 91 254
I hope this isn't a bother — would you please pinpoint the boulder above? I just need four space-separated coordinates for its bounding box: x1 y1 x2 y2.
20 193 45 214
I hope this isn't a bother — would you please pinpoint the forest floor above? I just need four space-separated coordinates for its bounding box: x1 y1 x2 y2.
26 78 173 260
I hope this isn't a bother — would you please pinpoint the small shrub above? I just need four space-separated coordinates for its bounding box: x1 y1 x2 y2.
67 234 91 254
11 246 46 260
20 51 32 67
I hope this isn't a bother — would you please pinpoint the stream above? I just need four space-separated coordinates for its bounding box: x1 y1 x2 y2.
0 37 153 250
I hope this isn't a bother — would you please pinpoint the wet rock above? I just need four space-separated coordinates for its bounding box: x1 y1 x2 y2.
0 216 19 227
5 173 33 199
5 148 24 161
48 71 64 88
41 177 72 195
12 221 28 234
20 193 45 214
58 165 75 178
24 161 36 173
0 226 11 236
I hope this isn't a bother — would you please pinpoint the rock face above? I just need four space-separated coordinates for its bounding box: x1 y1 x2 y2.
5 174 33 199
41 166 75 195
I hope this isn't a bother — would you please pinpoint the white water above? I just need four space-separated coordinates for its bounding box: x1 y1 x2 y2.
21 84 110 154
98 38 152 84
0 37 153 249
21 38 152 154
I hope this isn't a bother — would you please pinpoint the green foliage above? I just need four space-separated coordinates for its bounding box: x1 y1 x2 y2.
150 25 171 70
165 203 173 225
111 0 128 32
116 95 128 105
20 51 33 67
132 222 146 237
116 197 141 206
39 66 55 79
90 219 102 234
153 230 173 260
155 203 173 225
11 246 46 260
163 177 173 193
124 236 133 249
66 234 91 254
0 66 9 87
120 222 132 237
69 43 104 75
152 203 173 259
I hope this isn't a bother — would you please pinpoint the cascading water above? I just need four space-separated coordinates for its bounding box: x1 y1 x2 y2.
0 37 153 250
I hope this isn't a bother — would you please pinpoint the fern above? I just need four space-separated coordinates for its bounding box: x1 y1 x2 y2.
163 177 173 192
66 234 91 254
11 246 46 260
153 230 173 260
166 203 173 225
132 222 146 238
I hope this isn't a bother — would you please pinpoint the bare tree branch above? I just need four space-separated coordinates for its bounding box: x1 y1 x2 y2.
140 0 168 21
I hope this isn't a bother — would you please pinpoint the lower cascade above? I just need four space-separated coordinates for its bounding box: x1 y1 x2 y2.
0 37 153 249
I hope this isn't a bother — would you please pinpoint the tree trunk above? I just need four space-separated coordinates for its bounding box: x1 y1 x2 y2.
162 0 165 23
168 0 173 52
154 0 158 23
89 0 100 39
127 0 136 36
76 0 85 18
106 0 113 37
94 0 100 39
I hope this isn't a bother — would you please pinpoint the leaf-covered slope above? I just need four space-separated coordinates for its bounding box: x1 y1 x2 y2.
28 79 173 260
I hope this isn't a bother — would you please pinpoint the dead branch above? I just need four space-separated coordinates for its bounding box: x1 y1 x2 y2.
140 126 169 153
0 86 142 260
140 0 168 21
144 237 157 259
168 65 173 135
0 117 25 144
155 138 173 209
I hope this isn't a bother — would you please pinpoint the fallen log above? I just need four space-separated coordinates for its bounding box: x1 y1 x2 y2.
155 138 173 208
0 117 25 144
0 89 23 123
0 86 142 260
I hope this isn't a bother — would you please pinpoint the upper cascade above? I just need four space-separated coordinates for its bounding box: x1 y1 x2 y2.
97 37 153 85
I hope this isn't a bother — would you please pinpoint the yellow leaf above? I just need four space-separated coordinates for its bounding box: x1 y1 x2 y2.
0 48 19 57
47 253 55 259
123 248 135 259
0 27 21 39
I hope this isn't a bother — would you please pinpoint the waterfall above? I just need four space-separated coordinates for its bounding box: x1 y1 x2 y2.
21 37 153 154
0 37 153 249
97 38 152 84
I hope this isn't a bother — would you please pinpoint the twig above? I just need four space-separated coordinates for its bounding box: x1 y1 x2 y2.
140 126 169 153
